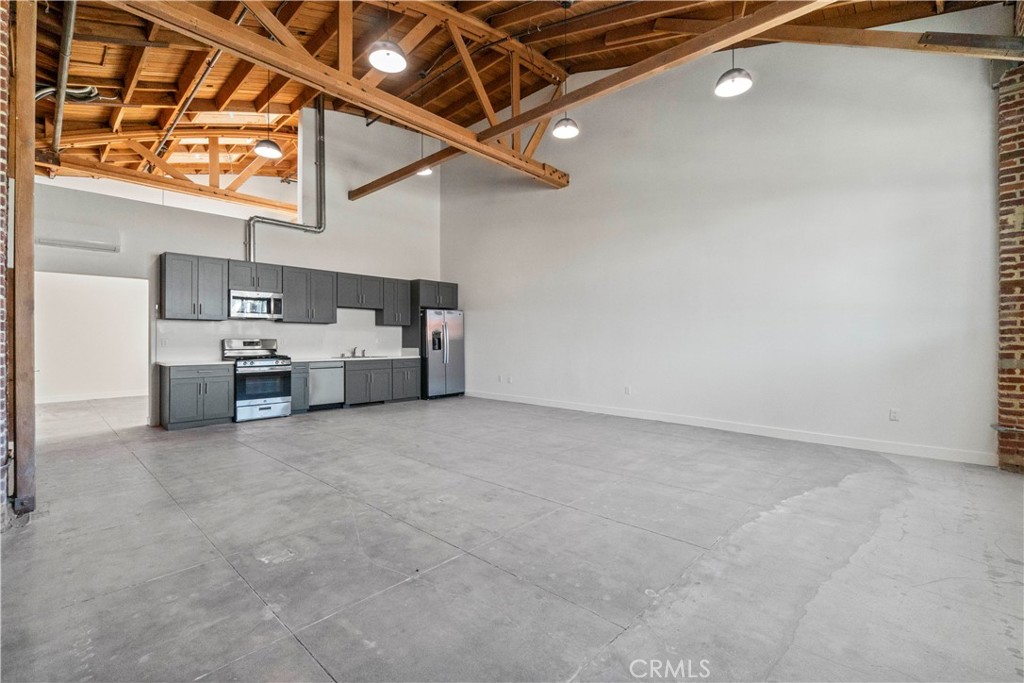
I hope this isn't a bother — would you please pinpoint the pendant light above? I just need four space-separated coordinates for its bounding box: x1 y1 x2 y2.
254 67 283 159
369 3 407 74
416 134 433 176
551 1 579 140
714 49 753 98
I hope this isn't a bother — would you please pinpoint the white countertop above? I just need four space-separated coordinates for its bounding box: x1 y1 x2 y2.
156 360 234 367
291 355 417 363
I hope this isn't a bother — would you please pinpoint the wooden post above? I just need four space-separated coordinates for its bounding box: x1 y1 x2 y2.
12 0 36 514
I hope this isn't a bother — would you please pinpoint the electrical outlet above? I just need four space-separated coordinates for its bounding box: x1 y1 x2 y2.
889 409 900 422
159 338 168 348
497 375 502 383
506 376 513 384
625 385 632 396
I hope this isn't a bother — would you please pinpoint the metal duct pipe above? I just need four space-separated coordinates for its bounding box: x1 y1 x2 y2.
35 85 101 102
51 0 78 153
245 95 327 262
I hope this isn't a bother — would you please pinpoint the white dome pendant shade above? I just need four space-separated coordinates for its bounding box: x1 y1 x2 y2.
254 138 283 159
714 67 753 97
551 116 580 140
368 40 407 74
416 166 433 176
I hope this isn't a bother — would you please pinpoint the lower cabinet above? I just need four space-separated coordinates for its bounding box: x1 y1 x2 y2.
391 359 421 400
160 365 234 430
291 363 310 412
345 360 391 405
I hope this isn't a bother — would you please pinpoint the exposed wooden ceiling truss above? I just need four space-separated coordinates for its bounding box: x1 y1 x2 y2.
30 0 1012 210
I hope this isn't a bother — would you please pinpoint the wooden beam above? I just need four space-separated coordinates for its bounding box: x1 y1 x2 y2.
45 126 297 148
254 5 342 112
510 53 521 153
209 136 221 187
524 87 563 159
113 1 570 189
448 21 498 125
488 1 563 30
521 1 710 46
372 0 566 84
37 13 211 49
349 147 462 200
240 0 306 53
110 21 160 132
338 0 353 76
226 145 285 191
362 16 438 88
125 139 194 182
480 1 832 143
13 0 37 514
653 17 1024 60
52 157 297 214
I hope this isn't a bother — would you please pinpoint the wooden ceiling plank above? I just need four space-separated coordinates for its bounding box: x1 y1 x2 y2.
489 1 564 30
521 1 711 46
113 0 570 189
372 0 567 84
126 138 194 181
448 21 499 126
254 5 342 112
653 16 1024 60
349 147 463 200
53 156 296 213
362 16 439 88
109 20 161 132
480 1 833 142
209 136 221 187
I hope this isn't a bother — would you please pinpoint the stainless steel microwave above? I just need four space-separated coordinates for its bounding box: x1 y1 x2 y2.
229 290 283 320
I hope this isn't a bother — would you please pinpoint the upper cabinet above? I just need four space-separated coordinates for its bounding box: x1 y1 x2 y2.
161 253 228 321
376 278 411 327
228 260 283 293
412 279 459 310
337 273 384 310
282 267 336 324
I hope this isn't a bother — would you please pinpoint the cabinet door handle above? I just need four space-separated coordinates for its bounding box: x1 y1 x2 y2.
192 302 196 314
199 303 203 315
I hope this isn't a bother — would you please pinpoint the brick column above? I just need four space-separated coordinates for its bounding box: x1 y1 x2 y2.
997 3 1024 472
0 0 10 506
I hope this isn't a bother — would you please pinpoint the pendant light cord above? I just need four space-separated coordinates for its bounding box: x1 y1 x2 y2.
562 1 569 118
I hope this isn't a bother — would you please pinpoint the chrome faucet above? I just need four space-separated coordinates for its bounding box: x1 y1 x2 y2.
350 346 358 357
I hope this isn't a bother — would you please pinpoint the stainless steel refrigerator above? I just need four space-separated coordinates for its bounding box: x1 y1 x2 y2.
422 309 465 398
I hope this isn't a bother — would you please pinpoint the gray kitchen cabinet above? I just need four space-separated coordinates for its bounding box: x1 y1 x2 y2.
345 360 392 405
376 278 411 326
229 260 283 293
160 364 235 430
283 267 336 324
391 359 421 401
411 279 459 310
337 273 384 310
161 253 228 321
291 362 310 413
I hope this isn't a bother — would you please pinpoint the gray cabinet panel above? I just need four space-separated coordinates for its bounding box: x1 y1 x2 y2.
228 260 256 290
202 375 235 420
162 253 198 319
369 368 392 403
256 264 283 293
438 282 458 310
282 267 311 323
291 371 310 412
345 366 371 405
361 276 384 309
391 365 420 401
197 257 228 320
310 270 337 323
377 278 411 326
168 378 203 423
418 280 439 309
336 273 361 308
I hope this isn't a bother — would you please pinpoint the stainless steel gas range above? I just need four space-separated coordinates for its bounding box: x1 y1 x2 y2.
223 338 292 422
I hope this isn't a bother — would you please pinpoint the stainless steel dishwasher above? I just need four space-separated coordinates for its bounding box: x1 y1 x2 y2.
308 360 345 407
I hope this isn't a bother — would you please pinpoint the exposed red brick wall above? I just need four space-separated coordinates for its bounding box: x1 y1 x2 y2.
0 0 9 501
997 2 1024 472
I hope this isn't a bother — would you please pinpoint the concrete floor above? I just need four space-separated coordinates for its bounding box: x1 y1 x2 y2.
2 396 1022 682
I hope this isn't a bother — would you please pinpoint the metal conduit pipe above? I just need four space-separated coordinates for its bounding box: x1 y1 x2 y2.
244 96 327 262
35 85 102 102
51 0 78 153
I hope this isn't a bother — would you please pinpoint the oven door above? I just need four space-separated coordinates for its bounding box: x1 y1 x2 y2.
234 367 292 421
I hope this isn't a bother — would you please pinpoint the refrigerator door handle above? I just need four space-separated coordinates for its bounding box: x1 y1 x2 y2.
443 321 449 364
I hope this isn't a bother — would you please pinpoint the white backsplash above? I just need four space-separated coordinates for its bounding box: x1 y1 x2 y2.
155 308 410 363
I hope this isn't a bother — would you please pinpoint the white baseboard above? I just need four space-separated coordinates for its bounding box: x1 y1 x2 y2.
37 390 148 405
466 390 997 467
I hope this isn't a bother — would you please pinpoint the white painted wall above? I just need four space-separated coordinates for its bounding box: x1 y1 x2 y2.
440 6 1008 466
35 272 148 403
34 108 442 421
